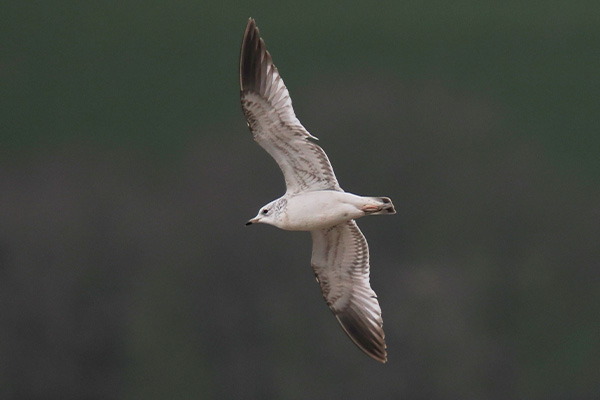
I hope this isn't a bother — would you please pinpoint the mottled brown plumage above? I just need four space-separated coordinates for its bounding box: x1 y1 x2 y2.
240 19 341 195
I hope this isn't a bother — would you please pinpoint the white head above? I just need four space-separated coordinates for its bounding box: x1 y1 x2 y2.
245 199 281 227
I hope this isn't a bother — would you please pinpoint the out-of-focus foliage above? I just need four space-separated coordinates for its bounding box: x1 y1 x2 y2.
1 1 598 399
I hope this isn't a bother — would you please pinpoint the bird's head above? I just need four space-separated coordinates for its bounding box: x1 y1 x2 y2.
246 200 279 227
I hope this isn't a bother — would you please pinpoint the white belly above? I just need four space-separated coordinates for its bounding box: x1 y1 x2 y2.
279 191 366 231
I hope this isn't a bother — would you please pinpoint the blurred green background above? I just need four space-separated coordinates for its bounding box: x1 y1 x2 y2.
1 1 599 399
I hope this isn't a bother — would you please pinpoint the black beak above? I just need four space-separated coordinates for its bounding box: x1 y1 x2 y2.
246 217 258 226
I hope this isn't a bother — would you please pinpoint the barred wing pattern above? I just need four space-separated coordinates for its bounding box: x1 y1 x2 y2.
311 220 386 363
240 18 342 194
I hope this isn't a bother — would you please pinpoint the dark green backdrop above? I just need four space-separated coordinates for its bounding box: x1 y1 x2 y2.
1 1 598 399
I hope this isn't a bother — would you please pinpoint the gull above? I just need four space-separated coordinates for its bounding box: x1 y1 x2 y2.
240 18 395 363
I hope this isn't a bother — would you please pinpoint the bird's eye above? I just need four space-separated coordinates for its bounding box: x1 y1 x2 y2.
262 209 269 214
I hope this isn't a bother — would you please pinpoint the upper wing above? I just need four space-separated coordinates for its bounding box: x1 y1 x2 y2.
310 220 386 363
240 18 342 195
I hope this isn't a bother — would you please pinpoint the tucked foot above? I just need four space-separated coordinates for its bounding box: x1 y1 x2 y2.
361 197 396 215
362 205 382 213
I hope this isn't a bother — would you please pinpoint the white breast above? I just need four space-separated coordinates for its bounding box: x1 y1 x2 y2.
279 191 365 231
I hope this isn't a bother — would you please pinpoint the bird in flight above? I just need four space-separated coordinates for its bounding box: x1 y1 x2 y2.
240 18 395 363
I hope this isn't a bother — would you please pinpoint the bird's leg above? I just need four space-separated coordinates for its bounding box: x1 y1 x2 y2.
361 204 381 213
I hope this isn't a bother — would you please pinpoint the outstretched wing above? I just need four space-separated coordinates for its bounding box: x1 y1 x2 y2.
240 18 342 195
310 220 386 363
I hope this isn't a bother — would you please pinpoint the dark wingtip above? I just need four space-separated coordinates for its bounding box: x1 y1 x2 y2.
240 18 262 93
335 312 387 364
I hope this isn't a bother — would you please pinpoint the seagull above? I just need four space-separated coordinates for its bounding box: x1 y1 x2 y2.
240 18 395 363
